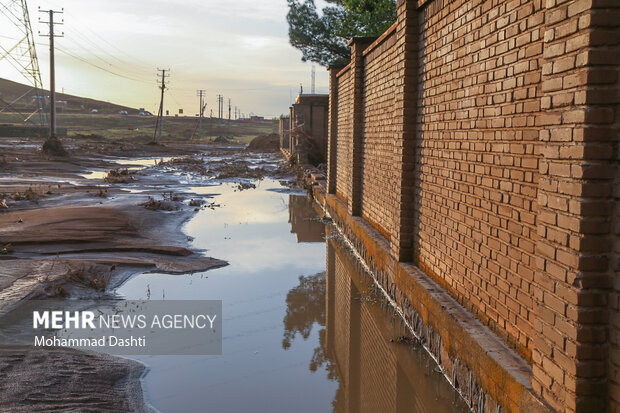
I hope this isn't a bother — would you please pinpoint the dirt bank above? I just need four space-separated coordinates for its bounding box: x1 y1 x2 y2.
0 203 227 314
246 133 280 152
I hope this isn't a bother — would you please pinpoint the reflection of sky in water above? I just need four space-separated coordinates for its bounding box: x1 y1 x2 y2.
111 157 172 167
116 179 334 413
79 170 107 180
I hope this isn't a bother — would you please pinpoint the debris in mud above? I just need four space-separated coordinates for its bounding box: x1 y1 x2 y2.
390 335 420 346
94 187 108 198
0 243 13 255
41 135 68 157
188 199 203 207
270 162 295 179
235 182 256 191
246 133 280 152
10 186 42 203
43 264 114 296
162 156 203 166
0 199 8 210
162 191 182 202
104 168 134 183
158 156 208 175
213 161 266 179
139 197 178 211
66 265 111 292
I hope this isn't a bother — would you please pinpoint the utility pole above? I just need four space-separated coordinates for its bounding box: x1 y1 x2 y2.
197 89 205 132
39 8 63 137
153 68 169 142
228 98 231 121
209 109 213 137
216 94 223 119
311 65 316 94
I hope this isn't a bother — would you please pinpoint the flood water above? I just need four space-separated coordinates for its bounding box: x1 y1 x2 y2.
116 176 470 413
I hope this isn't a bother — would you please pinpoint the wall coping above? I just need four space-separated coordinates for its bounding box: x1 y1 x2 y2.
336 63 352 78
362 21 398 58
397 0 432 8
346 36 377 47
415 0 434 8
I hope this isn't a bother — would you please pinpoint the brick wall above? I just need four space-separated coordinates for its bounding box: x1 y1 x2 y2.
336 65 354 202
325 0 619 411
413 0 543 362
361 28 399 239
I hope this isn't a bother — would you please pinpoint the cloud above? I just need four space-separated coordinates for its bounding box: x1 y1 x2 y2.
21 0 331 116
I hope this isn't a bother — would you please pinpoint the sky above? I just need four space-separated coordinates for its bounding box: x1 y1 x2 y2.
0 0 330 118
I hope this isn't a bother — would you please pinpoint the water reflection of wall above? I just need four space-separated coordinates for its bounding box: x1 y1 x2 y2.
288 195 325 243
325 234 465 413
281 220 466 412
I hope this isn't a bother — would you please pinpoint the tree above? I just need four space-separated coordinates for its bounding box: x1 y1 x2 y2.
286 0 397 67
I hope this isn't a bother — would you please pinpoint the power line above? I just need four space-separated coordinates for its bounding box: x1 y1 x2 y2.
55 46 155 85
0 32 154 86
58 7 154 70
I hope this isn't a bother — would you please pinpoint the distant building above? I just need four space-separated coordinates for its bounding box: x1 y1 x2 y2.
280 93 328 165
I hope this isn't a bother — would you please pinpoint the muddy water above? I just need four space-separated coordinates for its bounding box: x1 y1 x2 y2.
116 179 469 413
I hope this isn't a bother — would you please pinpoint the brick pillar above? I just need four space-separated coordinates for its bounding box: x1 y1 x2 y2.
347 37 375 216
289 106 294 154
534 2 618 412
390 0 418 262
327 65 343 194
606 2 620 409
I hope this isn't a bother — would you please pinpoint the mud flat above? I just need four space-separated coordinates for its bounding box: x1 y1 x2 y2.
0 342 151 412
0 135 284 412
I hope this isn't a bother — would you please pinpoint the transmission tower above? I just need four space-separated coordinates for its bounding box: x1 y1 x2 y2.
0 0 48 126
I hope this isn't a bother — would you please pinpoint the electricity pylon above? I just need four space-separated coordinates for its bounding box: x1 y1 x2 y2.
0 0 47 126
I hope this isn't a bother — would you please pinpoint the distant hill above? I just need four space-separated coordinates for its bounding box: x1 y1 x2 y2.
0 77 139 115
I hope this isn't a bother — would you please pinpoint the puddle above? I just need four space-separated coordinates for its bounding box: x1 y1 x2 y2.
111 157 173 167
115 179 469 413
0 150 468 412
80 170 108 180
